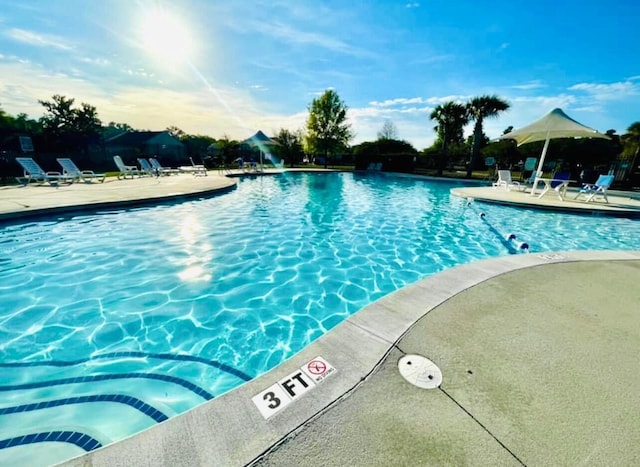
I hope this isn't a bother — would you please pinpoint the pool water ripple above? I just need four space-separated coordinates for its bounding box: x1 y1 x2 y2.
1 172 639 464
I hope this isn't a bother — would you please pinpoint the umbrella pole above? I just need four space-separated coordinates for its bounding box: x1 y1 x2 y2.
531 131 551 196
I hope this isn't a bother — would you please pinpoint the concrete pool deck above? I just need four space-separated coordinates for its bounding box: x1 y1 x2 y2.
0 172 638 466
450 184 640 216
0 172 238 221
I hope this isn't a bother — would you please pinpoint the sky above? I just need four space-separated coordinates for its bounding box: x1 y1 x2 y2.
0 0 639 150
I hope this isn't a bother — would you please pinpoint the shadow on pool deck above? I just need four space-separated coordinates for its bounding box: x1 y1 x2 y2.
2 173 638 466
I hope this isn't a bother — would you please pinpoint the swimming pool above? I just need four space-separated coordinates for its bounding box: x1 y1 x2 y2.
1 172 639 465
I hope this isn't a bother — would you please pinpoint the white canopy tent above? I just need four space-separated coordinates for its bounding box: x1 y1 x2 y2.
496 108 610 177
242 130 279 170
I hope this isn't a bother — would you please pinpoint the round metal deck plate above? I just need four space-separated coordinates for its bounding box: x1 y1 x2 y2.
398 354 442 389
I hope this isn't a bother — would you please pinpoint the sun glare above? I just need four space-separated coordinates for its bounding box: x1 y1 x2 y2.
140 8 193 62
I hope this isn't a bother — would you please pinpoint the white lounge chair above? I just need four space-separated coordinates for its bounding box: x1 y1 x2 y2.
149 158 180 176
137 158 158 177
113 155 142 179
15 157 74 186
574 174 614 203
57 158 105 183
493 170 522 191
189 157 207 177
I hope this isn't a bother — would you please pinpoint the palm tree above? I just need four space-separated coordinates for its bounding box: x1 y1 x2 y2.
466 95 510 178
430 102 468 176
622 122 640 182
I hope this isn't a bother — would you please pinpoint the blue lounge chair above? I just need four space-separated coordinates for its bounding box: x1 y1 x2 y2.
57 158 105 183
574 174 614 203
15 157 74 186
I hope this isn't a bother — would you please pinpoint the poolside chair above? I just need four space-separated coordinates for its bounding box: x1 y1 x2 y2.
15 157 74 186
149 157 180 176
574 174 614 203
137 158 158 177
113 155 142 179
189 157 207 177
550 172 571 189
524 170 542 186
493 170 522 191
57 158 106 183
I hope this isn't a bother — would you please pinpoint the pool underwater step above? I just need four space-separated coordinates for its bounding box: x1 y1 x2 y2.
0 430 102 452
0 351 252 462
0 394 168 423
0 373 214 400
0 350 253 381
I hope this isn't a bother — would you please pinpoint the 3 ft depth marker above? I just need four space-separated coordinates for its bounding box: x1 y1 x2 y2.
252 356 336 419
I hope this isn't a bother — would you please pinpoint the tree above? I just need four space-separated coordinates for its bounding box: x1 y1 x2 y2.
39 94 102 156
214 134 240 164
103 121 134 140
274 128 304 167
306 89 353 168
166 125 186 140
622 122 640 183
430 101 469 176
181 134 216 160
466 95 510 177
352 139 417 172
377 120 398 140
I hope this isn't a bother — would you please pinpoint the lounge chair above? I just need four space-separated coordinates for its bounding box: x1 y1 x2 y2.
137 158 158 177
113 155 142 179
574 174 614 203
149 158 180 176
524 170 542 186
15 157 74 186
189 157 207 177
57 158 106 183
493 170 522 191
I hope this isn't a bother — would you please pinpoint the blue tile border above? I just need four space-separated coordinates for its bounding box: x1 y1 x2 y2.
0 373 213 400
0 394 168 423
0 351 252 381
0 430 102 452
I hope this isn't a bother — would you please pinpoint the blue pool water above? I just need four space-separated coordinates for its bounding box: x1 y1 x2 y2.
1 172 639 465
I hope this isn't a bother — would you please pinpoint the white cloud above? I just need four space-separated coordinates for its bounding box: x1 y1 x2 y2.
425 95 470 105
370 97 426 107
0 59 292 140
511 80 546 90
568 80 639 100
405 2 420 8
6 28 72 50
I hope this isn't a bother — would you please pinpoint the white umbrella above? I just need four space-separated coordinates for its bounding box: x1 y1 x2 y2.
496 108 610 176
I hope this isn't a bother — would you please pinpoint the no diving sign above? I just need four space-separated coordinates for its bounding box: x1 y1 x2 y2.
252 356 336 419
302 357 335 382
